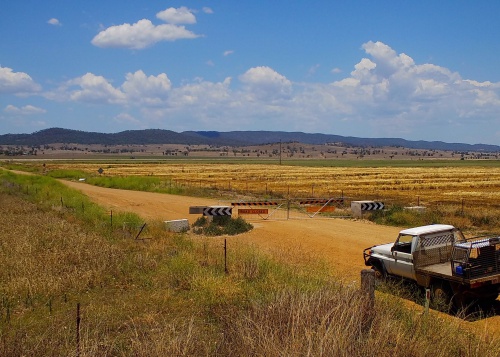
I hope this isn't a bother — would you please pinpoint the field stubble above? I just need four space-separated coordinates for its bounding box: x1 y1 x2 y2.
45 162 500 231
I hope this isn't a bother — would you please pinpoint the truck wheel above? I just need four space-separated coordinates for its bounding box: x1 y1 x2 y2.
431 282 451 312
371 263 387 285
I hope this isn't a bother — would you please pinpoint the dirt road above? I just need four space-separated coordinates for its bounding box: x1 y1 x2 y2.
62 180 401 277
61 180 499 333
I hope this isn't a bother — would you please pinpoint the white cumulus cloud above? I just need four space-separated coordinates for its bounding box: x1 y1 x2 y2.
0 66 41 94
122 70 172 105
239 66 292 101
91 6 202 50
321 41 500 140
91 19 200 49
156 7 196 24
66 73 126 104
56 71 173 107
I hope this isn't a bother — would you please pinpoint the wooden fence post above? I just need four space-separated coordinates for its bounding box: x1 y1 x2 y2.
361 269 375 307
361 269 375 331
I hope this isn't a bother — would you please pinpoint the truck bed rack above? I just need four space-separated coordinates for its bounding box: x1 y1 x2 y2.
451 236 500 280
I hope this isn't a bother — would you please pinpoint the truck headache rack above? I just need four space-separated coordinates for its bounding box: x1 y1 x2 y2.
413 232 457 269
451 236 500 279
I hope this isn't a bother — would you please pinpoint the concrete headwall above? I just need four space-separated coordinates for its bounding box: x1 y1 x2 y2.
165 219 190 233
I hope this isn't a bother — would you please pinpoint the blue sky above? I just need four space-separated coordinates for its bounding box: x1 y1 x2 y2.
1 1 499 145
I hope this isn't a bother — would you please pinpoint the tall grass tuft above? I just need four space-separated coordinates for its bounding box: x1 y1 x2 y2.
219 285 500 357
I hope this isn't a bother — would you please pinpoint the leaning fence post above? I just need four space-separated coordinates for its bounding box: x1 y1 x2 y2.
361 269 375 308
361 269 375 331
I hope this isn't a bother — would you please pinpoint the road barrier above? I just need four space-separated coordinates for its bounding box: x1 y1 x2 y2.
203 206 232 216
220 198 348 220
231 201 280 206
351 200 385 218
190 198 386 221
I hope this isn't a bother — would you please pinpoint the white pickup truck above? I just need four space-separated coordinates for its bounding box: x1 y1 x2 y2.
363 224 500 310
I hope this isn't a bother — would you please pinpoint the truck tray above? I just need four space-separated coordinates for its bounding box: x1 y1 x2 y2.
420 262 452 276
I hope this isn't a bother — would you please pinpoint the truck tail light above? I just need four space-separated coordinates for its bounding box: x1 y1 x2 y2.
470 281 483 289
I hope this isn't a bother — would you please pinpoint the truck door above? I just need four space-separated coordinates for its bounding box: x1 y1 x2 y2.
385 234 416 280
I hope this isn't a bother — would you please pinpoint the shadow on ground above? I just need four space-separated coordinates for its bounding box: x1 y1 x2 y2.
376 278 500 322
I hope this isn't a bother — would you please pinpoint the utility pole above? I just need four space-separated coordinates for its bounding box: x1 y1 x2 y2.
279 140 282 165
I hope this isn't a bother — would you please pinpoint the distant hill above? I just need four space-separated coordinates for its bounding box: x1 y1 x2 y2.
0 128 499 152
187 131 500 152
0 128 242 146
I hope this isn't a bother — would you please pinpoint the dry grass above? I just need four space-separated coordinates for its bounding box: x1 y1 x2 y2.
219 285 499 357
1 174 499 356
0 191 216 356
0 194 123 304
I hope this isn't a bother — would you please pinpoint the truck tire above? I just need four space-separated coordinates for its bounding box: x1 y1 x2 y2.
370 261 387 285
431 282 452 312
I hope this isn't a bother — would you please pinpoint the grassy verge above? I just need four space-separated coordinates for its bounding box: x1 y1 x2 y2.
0 170 143 232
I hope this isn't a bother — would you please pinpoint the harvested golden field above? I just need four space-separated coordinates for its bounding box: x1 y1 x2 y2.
5 160 497 231
47 162 500 205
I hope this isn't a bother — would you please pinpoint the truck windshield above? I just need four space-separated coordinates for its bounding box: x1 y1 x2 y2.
397 234 413 244
393 234 413 253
